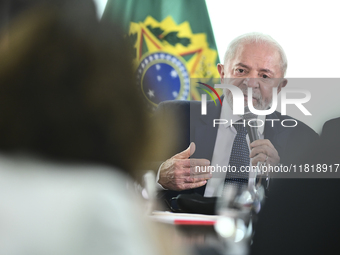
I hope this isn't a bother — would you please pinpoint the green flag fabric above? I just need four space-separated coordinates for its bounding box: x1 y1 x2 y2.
102 0 221 107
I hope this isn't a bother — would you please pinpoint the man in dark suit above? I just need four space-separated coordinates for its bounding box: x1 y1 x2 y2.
156 100 318 204
155 32 318 207
250 117 340 255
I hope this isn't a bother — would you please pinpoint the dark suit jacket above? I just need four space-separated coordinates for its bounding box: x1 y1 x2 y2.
250 117 340 255
155 99 319 207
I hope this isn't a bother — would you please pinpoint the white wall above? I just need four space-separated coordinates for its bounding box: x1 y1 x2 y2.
93 0 108 19
206 0 340 78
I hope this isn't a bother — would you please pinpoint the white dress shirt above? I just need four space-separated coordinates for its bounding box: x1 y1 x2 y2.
204 97 265 197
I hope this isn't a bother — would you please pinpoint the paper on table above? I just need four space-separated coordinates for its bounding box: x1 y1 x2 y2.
150 211 219 225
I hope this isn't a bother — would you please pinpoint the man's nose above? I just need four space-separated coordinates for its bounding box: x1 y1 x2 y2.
243 78 259 88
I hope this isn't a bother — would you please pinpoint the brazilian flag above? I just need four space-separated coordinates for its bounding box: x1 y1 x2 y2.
102 0 221 107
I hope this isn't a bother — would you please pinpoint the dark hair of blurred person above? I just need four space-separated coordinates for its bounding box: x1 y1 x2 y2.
0 4 160 178
0 0 98 30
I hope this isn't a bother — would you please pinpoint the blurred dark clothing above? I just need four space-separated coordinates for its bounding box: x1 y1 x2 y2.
251 117 340 255
317 118 340 164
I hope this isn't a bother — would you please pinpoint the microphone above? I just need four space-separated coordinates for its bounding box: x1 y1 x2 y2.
243 106 259 143
243 107 269 195
243 107 262 201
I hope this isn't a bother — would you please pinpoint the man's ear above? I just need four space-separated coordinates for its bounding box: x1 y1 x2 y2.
217 63 224 79
277 78 288 93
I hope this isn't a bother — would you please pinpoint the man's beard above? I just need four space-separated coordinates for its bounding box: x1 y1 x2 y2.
224 86 271 111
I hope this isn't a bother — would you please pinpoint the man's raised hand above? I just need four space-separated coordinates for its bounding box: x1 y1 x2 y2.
250 139 280 167
158 142 212 191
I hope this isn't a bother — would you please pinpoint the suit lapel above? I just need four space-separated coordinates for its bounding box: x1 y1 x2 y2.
189 99 222 196
191 99 222 162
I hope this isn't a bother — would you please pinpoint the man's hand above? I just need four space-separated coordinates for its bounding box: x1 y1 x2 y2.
158 142 212 191
250 139 280 167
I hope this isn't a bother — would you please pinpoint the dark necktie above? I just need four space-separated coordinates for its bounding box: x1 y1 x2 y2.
224 122 250 192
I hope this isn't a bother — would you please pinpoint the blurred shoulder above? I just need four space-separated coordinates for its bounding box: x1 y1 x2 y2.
322 117 340 133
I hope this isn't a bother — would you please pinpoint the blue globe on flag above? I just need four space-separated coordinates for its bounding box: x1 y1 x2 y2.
136 52 190 107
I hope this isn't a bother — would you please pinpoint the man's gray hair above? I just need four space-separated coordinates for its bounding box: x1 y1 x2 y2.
223 32 288 76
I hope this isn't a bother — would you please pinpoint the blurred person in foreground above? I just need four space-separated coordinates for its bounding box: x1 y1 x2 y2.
0 5 175 255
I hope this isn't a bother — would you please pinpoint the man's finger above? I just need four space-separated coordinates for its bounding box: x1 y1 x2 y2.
189 171 212 180
172 142 196 160
251 153 267 166
183 180 207 190
252 152 280 167
250 145 271 158
165 165 212 177
250 139 275 149
190 165 212 175
183 175 212 183
179 158 210 168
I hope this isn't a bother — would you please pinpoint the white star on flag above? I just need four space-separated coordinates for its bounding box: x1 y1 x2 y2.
170 69 178 78
172 91 178 98
147 90 155 98
157 75 162 81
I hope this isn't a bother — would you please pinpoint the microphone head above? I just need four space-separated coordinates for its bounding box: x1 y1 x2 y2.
243 107 259 142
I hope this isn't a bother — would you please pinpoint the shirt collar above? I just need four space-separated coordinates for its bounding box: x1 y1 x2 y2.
220 97 266 135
